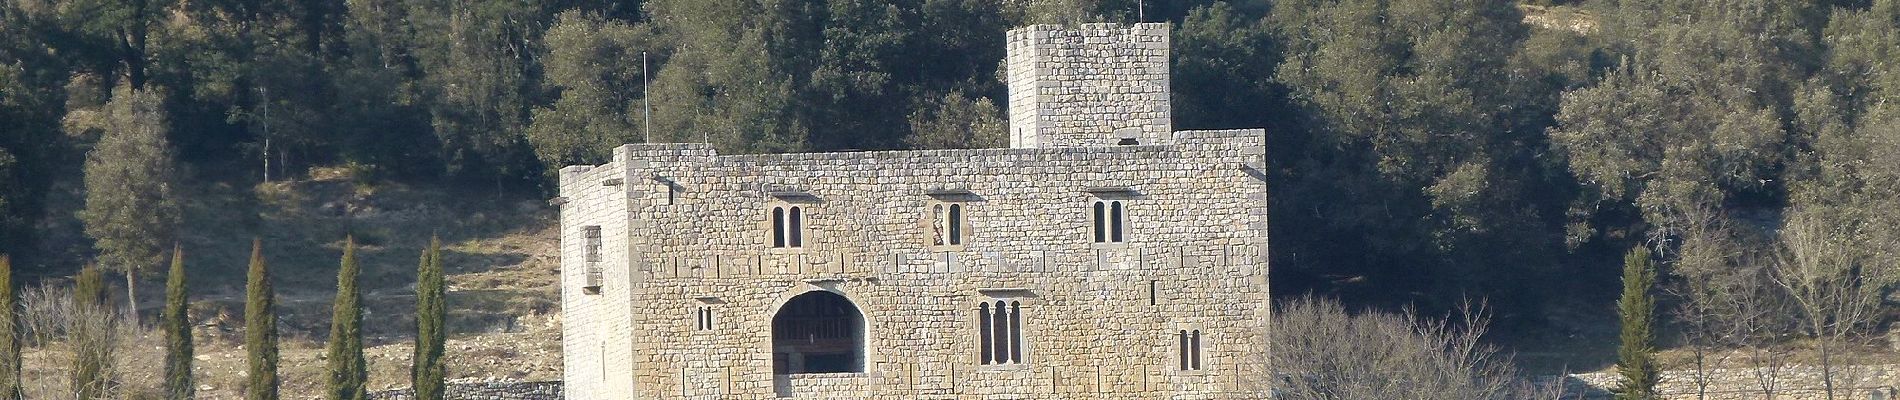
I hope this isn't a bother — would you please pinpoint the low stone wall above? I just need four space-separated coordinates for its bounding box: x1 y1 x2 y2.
367 381 563 400
1552 364 1899 400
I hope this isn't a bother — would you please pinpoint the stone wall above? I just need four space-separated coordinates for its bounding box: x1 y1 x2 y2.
1008 23 1172 149
367 381 563 400
557 130 1271 399
1554 365 1900 400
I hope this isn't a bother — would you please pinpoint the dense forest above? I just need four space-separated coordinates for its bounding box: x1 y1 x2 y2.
2 0 1898 341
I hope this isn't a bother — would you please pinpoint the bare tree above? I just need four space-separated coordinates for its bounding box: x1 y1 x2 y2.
18 284 114 400
1773 209 1900 400
1667 211 1797 399
1269 297 1563 400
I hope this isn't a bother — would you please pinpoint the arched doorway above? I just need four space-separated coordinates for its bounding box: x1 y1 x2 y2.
771 291 865 374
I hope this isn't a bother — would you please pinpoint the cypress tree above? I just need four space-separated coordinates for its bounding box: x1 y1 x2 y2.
0 255 19 400
412 236 446 400
244 240 278 400
325 237 367 400
74 264 106 307
162 244 193 400
70 264 109 399
1615 247 1660 400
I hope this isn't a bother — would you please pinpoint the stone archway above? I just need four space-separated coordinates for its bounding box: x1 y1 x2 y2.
770 291 865 374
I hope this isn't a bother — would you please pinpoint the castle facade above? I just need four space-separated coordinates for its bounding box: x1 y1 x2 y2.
557 23 1271 399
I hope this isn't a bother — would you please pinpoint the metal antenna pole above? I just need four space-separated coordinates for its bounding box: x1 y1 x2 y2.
1138 0 1144 22
643 51 652 143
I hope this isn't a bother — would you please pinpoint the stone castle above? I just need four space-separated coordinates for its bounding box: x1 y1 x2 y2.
556 23 1271 399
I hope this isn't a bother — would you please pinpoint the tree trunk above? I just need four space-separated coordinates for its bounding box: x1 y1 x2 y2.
1820 341 1834 400
125 267 139 325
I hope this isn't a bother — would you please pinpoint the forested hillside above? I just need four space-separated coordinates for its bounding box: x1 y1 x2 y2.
3 0 1899 372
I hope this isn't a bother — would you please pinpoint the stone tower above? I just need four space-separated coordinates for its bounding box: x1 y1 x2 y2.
1007 23 1172 148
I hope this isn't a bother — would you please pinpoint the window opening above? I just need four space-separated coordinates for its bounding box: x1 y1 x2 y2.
931 204 946 246
788 206 803 247
980 299 1024 365
1092 201 1126 244
1192 330 1203 370
948 204 963 245
1093 202 1107 243
772 207 787 248
1009 301 1022 363
978 303 992 364
696 307 715 331
1179 329 1204 371
1149 280 1158 306
992 300 1009 363
772 291 863 374
583 226 602 294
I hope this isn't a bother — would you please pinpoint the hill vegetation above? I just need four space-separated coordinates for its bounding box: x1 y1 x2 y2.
2 0 1899 394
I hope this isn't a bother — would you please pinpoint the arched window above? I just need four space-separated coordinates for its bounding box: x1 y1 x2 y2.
1092 200 1125 244
1178 329 1204 371
771 206 805 248
1093 202 1107 243
772 291 864 374
947 204 963 245
1192 330 1203 370
992 300 1009 363
772 207 787 248
979 299 1025 365
978 302 992 364
788 206 803 247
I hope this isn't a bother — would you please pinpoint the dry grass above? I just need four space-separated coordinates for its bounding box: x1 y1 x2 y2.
22 166 564 398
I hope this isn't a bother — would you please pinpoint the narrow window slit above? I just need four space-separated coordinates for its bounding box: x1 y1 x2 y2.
1009 301 1022 363
1191 330 1203 370
979 303 993 365
948 204 963 245
772 207 786 248
788 206 803 247
1093 202 1107 243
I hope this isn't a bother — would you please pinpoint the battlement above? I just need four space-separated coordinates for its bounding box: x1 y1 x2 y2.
1008 23 1172 148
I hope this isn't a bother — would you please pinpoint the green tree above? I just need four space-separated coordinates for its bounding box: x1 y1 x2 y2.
528 10 656 169
162 243 193 400
412 236 446 400
903 89 1004 149
1266 0 1569 312
79 83 182 324
244 240 278 400
1172 2 1279 131
0 255 18 400
1554 0 1820 240
1615 247 1659 399
409 0 540 180
325 237 367 400
645 0 807 154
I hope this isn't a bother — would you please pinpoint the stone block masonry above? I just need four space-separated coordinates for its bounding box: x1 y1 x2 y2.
368 381 563 400
1009 23 1172 149
558 23 1271 400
